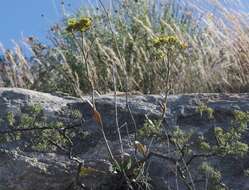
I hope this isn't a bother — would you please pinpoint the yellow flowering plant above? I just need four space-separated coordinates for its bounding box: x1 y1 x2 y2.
66 16 92 33
152 35 187 50
64 16 94 93
66 18 78 32
151 34 188 126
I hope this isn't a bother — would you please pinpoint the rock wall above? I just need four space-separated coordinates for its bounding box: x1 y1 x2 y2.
0 88 249 189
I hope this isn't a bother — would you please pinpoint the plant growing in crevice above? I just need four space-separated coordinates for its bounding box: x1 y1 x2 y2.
136 105 249 190
0 104 84 153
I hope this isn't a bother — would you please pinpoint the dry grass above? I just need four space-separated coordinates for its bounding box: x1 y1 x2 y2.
1 0 249 94
0 42 33 88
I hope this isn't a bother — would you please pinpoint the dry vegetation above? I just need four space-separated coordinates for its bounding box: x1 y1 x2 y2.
0 0 249 95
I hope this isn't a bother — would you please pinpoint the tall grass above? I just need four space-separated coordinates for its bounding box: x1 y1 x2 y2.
0 42 33 88
1 0 249 94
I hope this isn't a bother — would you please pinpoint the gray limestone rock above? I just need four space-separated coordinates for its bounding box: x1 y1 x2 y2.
0 88 249 189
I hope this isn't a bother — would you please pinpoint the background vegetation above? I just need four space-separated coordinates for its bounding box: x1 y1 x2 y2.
0 0 249 95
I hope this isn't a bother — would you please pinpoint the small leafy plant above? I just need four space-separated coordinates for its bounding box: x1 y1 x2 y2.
136 104 249 189
0 104 83 152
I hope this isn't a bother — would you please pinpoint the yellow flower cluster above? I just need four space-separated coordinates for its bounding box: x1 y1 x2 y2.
66 17 92 33
152 35 187 49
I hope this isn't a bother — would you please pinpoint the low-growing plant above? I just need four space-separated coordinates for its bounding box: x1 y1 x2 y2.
0 104 84 153
136 105 249 189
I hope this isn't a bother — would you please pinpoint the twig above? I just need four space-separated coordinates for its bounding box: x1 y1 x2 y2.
127 104 138 141
0 122 82 135
186 153 215 166
112 63 124 157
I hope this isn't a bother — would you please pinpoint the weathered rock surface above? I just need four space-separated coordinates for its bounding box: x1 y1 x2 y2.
0 88 249 189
